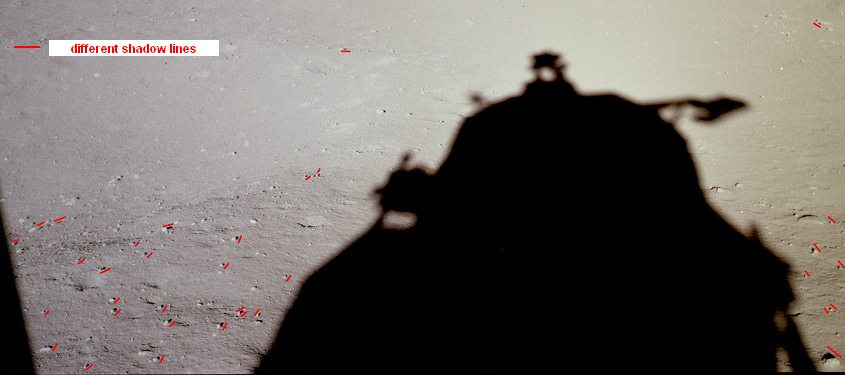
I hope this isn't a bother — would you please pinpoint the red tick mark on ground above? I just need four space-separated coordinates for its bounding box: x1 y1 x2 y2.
814 243 822 253
235 306 245 313
36 220 45 227
828 345 843 359
43 310 50 317
285 274 292 282
829 216 837 224
11 238 20 245
239 310 249 318
161 304 169 313
113 297 121 304
146 251 153 259
163 222 175 228
825 307 830 315
159 355 165 364
341 49 351 53
253 308 261 317
805 269 811 277
51 343 57 352
813 22 822 28
84 363 93 372
133 241 140 247
53 216 67 223
168 321 177 328
832 304 839 310
220 322 229 331
99 267 111 275
113 308 122 317
305 168 322 180
237 234 242 244
223 262 230 270
76 258 87 265
839 260 844 269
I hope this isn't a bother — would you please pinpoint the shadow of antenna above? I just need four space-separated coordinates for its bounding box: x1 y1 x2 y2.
691 97 747 122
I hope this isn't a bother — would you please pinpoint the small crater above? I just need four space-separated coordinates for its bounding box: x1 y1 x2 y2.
296 215 329 228
797 215 824 224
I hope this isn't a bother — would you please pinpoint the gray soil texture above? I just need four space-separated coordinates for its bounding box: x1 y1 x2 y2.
2 0 845 372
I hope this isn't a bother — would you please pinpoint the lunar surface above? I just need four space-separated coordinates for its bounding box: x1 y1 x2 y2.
2 1 844 372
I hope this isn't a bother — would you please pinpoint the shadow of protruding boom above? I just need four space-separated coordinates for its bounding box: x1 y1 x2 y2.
258 51 814 373
0 190 34 373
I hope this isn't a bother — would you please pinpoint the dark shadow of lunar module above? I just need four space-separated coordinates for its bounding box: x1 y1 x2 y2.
258 51 814 373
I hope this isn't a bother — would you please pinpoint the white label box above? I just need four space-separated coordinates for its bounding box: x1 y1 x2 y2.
49 40 219 57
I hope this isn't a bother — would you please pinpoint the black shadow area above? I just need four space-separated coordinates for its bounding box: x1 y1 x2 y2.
258 52 814 373
1 191 34 373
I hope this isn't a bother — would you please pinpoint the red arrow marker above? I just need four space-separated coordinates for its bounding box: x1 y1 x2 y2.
237 234 242 244
838 260 844 269
159 355 165 364
163 223 175 229
305 175 312 181
285 274 292 282
161 304 169 313
76 258 87 265
832 304 839 310
805 269 811 277
240 310 248 318
828 345 843 359
113 308 122 317
53 216 67 223
235 306 245 313
168 320 177 328
146 251 154 259
99 267 111 275
51 343 58 352
220 321 228 331
43 310 50 317
253 308 261 317
825 307 830 315
35 220 45 227
223 262 230 270
814 243 822 253
84 363 93 372
814 22 822 28
134 241 140 247
113 297 121 304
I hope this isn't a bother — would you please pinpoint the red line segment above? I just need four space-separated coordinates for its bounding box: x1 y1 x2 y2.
828 345 843 358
